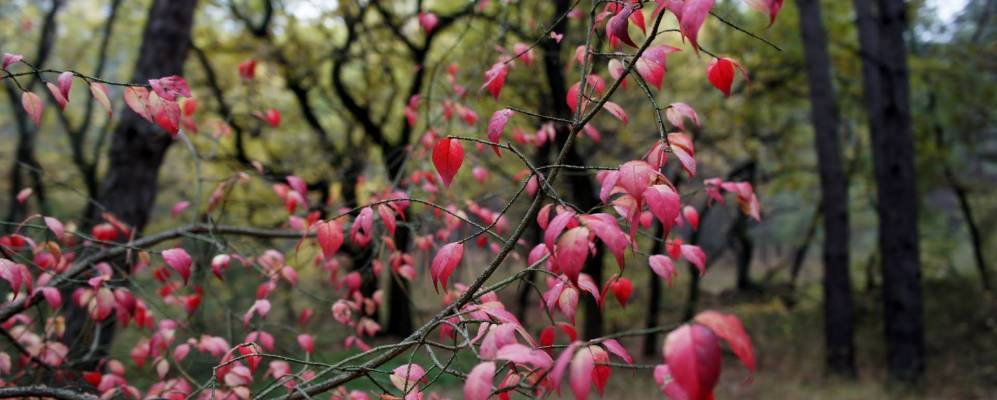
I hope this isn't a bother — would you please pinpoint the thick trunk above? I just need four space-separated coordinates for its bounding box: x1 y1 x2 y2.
65 0 198 369
797 0 857 377
853 0 925 382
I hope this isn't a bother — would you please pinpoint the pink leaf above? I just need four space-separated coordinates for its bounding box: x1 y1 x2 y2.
464 362 495 400
570 347 595 400
316 220 344 259
643 184 681 235
21 92 43 125
666 103 701 131
743 0 784 25
602 339 633 364
679 0 715 53
496 343 553 370
579 214 628 269
162 248 192 285
555 227 590 283
694 311 756 375
664 324 722 400
430 242 464 291
606 4 638 48
2 53 23 69
487 108 513 156
43 216 64 239
124 87 153 122
46 82 68 110
668 132 697 177
419 11 439 33
148 75 190 101
57 71 73 99
681 244 706 276
602 101 629 125
432 137 464 188
90 83 112 117
171 200 191 218
649 254 677 286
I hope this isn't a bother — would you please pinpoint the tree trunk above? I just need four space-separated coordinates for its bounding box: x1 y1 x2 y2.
642 221 666 356
733 162 757 292
853 0 925 382
65 0 198 369
797 0 857 377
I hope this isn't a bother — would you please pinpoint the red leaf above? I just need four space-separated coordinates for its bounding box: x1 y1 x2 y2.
21 91 43 125
664 323 722 400
238 59 257 80
432 137 465 187
743 0 784 25
315 220 344 259
487 108 513 156
149 92 180 135
430 242 463 291
707 57 747 97
694 311 756 375
162 248 192 285
464 362 495 400
419 11 439 33
606 4 638 48
679 0 715 53
570 347 595 400
149 75 190 101
481 62 509 99
643 184 681 235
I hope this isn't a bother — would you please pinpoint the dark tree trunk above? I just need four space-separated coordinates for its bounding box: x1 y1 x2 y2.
4 0 62 226
536 0 604 339
853 0 925 382
733 162 757 292
642 221 666 356
64 0 198 369
797 0 857 377
946 169 990 291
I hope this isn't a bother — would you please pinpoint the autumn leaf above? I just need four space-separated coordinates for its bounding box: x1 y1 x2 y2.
432 137 464 187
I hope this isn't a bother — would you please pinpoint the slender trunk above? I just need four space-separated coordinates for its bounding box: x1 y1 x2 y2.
4 0 62 225
64 0 198 369
789 206 820 289
946 170 990 291
733 162 757 292
853 0 925 382
798 0 857 377
642 222 666 356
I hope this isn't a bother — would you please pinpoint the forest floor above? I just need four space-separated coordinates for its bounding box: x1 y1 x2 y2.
386 276 997 399
599 277 997 399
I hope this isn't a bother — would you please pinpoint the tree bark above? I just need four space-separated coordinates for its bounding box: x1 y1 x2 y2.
65 0 198 369
853 0 925 382
733 162 757 292
797 0 857 377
